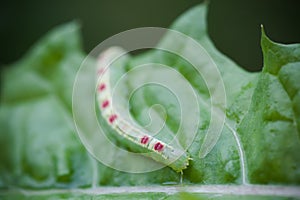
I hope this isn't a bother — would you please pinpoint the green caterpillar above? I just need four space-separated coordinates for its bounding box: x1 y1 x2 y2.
96 47 191 173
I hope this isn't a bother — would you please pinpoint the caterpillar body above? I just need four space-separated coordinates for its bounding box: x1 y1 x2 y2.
96 47 190 173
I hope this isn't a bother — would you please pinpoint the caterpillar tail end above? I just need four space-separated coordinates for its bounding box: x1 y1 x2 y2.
170 152 191 173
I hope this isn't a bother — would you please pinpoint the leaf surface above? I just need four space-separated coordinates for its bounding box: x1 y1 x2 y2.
0 2 300 199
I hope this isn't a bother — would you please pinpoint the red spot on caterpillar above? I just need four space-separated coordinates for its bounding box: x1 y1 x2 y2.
154 142 164 152
109 114 117 123
98 83 106 91
141 136 149 144
102 100 109 108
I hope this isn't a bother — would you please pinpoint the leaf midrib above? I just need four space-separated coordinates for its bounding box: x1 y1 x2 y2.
2 185 300 197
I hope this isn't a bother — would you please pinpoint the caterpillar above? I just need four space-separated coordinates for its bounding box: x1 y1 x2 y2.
95 47 191 173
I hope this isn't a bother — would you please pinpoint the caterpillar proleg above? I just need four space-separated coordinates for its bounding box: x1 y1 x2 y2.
96 47 190 173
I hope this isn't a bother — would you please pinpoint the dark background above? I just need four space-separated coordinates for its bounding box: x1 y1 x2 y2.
1 0 299 71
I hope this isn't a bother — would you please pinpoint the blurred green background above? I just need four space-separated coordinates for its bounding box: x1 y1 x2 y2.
0 0 299 71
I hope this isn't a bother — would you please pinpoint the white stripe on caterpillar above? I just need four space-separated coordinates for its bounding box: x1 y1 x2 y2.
96 47 190 173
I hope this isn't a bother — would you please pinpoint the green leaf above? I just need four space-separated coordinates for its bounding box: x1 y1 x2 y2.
1 2 300 199
237 27 300 184
0 22 95 188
